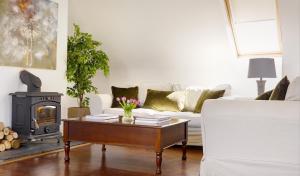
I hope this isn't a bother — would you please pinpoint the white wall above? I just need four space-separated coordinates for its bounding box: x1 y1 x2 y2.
69 0 284 98
278 0 300 79
0 0 75 126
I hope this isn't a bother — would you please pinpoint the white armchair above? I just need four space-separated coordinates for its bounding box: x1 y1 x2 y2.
200 100 300 176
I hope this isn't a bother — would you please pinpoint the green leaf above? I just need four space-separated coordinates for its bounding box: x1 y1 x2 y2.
67 24 110 107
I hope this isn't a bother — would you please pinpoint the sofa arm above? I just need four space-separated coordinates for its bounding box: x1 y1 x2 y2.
201 100 300 165
88 94 112 115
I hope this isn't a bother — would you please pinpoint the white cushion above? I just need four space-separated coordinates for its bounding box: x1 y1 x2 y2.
167 91 186 111
183 84 231 111
285 76 300 101
184 88 203 111
154 111 202 128
168 84 231 112
103 108 202 128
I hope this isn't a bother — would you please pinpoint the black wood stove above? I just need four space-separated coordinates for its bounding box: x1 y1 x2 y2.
10 71 63 142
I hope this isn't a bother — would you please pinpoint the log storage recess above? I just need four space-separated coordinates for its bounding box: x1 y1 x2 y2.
0 122 21 152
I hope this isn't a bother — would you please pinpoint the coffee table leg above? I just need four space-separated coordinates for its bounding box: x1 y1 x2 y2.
182 140 187 160
156 151 162 174
64 141 70 162
102 144 106 152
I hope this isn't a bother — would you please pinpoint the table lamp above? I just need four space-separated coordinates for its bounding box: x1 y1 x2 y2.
248 58 276 96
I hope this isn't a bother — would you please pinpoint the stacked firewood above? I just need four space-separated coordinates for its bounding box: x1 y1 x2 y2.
0 122 21 152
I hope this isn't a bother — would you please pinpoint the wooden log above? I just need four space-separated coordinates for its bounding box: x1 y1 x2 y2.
3 127 11 135
5 134 13 142
11 139 21 149
9 132 18 139
0 143 5 152
2 140 11 150
0 131 4 140
0 122 4 131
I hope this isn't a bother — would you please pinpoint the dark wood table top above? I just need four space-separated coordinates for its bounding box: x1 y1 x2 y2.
62 116 189 129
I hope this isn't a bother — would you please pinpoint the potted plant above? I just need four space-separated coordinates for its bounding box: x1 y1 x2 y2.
66 24 109 118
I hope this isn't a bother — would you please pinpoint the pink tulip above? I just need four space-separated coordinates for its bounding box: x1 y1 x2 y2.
121 97 126 101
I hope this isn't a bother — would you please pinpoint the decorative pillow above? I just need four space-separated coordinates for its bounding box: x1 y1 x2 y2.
111 86 139 108
183 88 203 112
213 84 231 96
269 76 290 100
193 89 225 113
167 91 186 111
285 76 300 101
143 89 180 112
255 90 273 100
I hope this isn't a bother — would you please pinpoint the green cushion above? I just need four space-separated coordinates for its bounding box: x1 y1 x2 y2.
269 76 290 100
193 89 225 113
255 89 273 100
143 89 180 112
111 86 139 108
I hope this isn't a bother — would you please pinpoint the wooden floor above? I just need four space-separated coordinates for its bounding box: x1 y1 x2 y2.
0 144 203 176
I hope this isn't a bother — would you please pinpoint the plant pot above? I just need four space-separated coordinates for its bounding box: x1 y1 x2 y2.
68 107 90 118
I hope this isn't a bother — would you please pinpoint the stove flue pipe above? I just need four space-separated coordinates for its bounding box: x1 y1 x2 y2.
20 70 42 92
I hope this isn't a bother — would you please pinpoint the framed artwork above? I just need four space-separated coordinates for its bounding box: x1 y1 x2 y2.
0 0 58 69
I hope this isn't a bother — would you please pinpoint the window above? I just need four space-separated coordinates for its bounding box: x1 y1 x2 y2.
225 0 282 57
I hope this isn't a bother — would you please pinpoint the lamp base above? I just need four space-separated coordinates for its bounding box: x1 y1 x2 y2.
256 80 266 96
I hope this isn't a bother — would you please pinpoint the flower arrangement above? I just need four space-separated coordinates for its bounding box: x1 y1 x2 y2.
116 97 140 120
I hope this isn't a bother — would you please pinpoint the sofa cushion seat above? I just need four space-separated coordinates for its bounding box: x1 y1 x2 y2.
103 108 202 128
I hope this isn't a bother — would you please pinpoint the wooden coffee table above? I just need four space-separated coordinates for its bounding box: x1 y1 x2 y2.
63 116 189 174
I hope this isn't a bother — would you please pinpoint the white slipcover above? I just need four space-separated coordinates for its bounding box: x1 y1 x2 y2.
200 100 300 176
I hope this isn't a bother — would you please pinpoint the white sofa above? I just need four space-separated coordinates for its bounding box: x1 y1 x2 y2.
88 84 231 146
200 99 300 176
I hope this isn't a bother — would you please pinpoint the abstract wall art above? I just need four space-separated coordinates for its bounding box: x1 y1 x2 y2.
0 0 58 69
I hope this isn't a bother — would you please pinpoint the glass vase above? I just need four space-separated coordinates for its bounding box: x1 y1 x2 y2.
122 110 134 123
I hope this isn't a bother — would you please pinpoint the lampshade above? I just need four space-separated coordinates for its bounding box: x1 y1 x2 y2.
248 58 276 78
